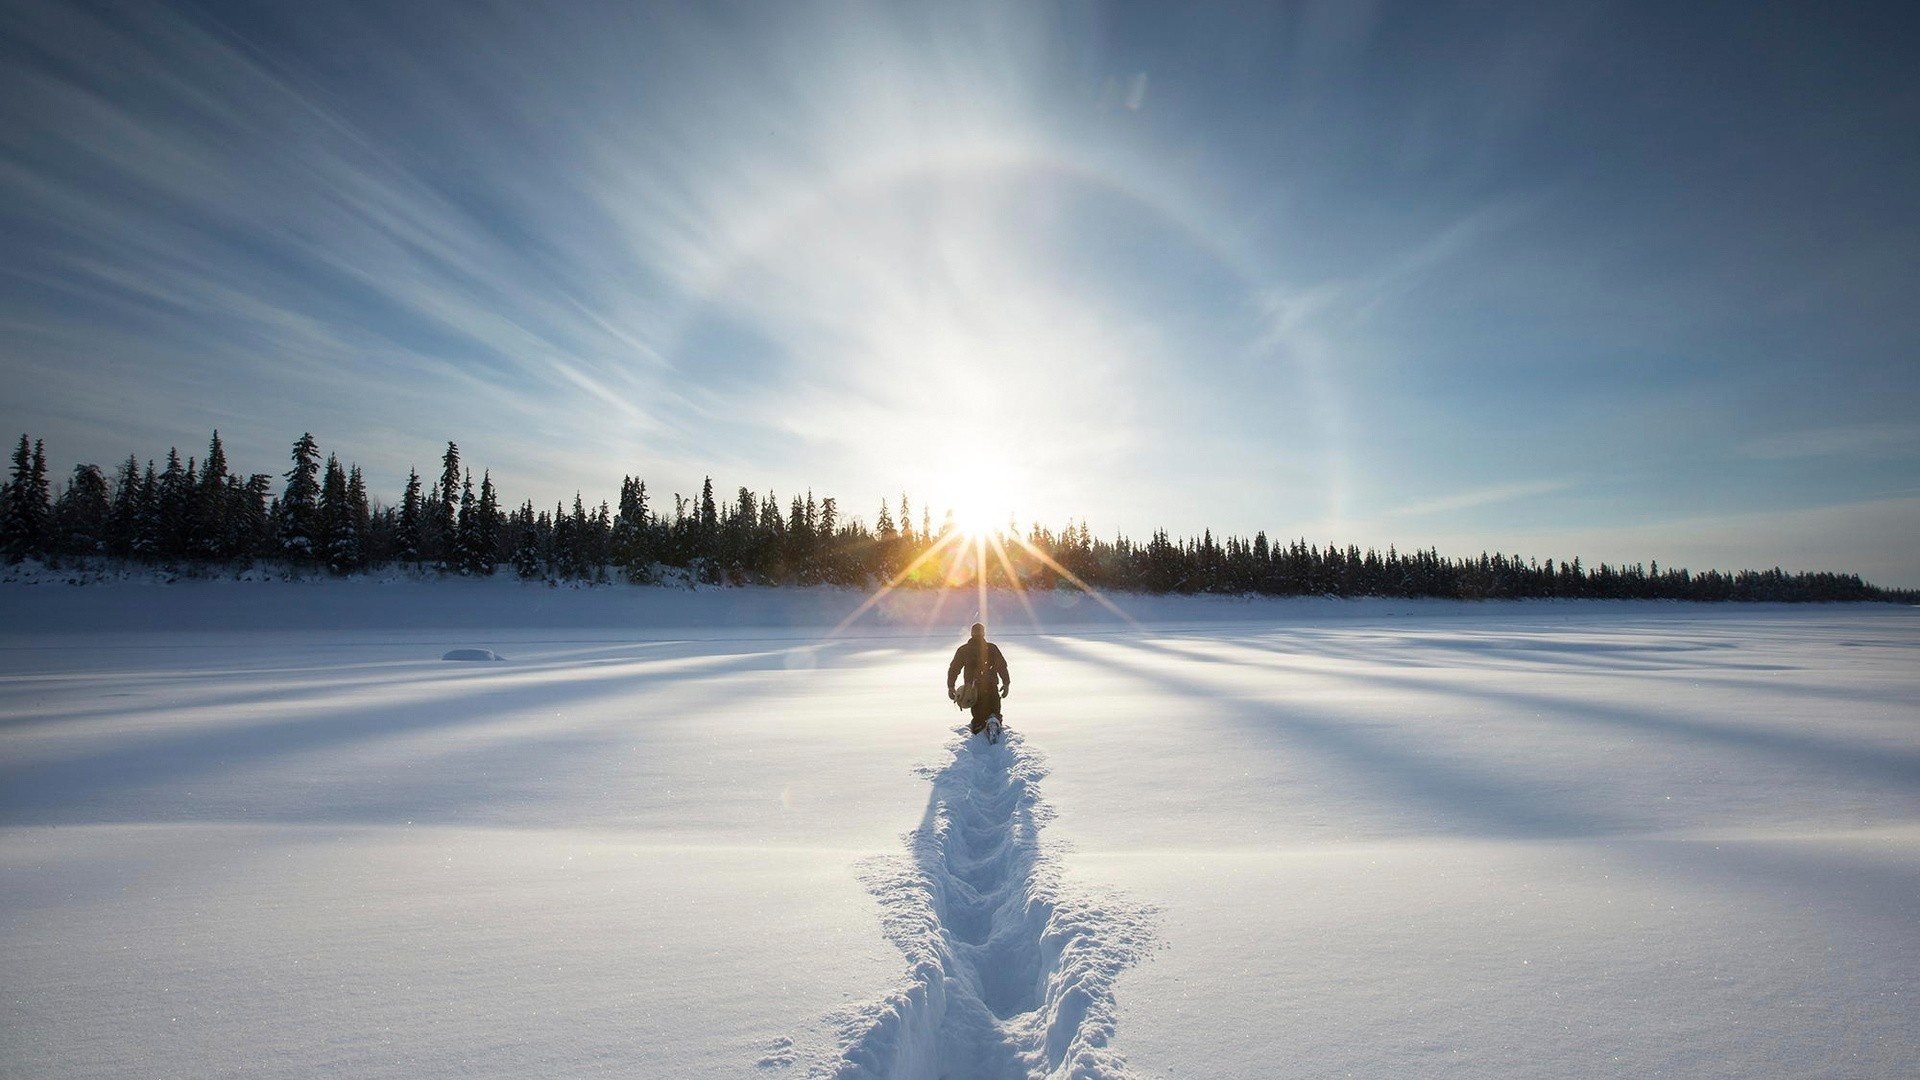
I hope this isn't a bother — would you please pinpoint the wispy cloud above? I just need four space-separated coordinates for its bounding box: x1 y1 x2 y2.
1737 424 1920 461
1 0 1213 518
1387 479 1575 518
3 0 1915 585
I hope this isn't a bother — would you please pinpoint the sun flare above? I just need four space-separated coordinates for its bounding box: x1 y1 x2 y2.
936 467 1013 540
952 499 1004 539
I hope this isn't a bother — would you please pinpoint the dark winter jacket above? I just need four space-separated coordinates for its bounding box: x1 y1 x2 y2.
947 639 1009 695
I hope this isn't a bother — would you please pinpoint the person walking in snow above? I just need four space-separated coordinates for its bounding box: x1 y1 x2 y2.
946 622 1010 738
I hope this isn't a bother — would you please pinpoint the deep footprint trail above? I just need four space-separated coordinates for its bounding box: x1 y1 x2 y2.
819 731 1155 1080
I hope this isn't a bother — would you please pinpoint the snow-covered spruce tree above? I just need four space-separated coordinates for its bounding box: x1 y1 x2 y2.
28 439 51 555
434 442 460 572
558 494 586 578
590 500 612 581
755 489 785 580
557 494 607 579
817 495 840 584
724 486 757 583
105 455 141 557
419 491 443 566
53 464 110 556
509 500 543 578
612 476 651 581
190 431 232 560
128 462 161 560
2 435 53 560
550 499 576 578
364 500 397 566
863 502 893 583
784 493 809 584
341 465 370 572
236 474 274 558
453 470 477 575
277 433 322 563
156 449 191 561
698 475 718 540
317 454 349 572
474 471 500 574
397 468 422 564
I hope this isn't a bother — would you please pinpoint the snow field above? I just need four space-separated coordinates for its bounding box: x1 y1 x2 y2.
2 582 1916 1078
1022 616 1919 1078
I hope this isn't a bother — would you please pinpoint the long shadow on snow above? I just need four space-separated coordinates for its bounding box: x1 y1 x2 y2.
1306 661 1920 794
826 731 1153 1080
0 641 865 824
0 638 833 731
1145 625 1786 675
1035 633 1920 929
1117 631 1920 794
1031 635 1622 839
1210 627 1918 709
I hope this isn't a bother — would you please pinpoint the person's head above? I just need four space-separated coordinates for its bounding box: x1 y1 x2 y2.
969 622 986 640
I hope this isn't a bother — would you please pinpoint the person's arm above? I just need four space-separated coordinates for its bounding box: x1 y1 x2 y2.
991 644 1010 694
947 647 965 696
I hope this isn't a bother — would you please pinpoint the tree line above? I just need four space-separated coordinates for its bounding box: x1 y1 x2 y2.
2 431 1912 604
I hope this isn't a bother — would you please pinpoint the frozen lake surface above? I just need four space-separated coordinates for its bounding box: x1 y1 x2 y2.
3 582 1916 1078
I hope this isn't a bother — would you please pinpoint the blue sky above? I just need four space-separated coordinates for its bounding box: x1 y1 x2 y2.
3 0 1916 584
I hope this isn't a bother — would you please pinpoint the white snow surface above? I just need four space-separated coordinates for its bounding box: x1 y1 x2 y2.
2 580 1916 1078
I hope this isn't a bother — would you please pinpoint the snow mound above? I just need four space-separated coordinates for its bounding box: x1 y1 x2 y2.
819 731 1156 1079
440 648 505 662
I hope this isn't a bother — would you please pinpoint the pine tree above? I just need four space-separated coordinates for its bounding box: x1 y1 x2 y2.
26 438 50 556
397 468 422 563
191 430 232 559
156 448 190 559
317 458 365 574
131 462 161 560
53 464 110 555
818 496 839 582
697 476 719 574
454 470 477 574
278 434 322 561
435 442 460 570
510 500 543 578
474 471 499 574
559 495 591 578
344 465 369 570
590 501 612 580
786 493 809 583
234 474 274 558
106 455 141 557
318 454 349 572
2 435 52 560
613 476 650 579
202 430 228 484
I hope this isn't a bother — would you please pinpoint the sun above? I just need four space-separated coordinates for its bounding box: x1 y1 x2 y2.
938 468 1012 540
953 498 1004 539
829 445 1138 637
